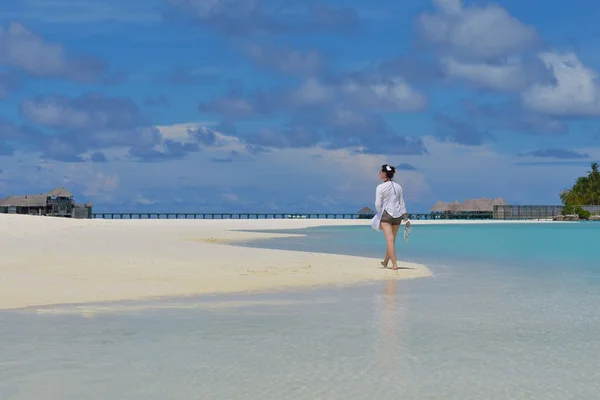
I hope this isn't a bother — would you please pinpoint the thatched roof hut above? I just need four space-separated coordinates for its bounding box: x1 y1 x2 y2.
430 200 460 213
1 195 48 207
430 196 508 214
357 206 375 219
455 199 481 212
48 187 73 198
430 200 449 212
454 197 507 212
492 197 507 206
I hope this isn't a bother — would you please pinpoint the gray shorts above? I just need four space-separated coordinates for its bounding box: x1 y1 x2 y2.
381 210 403 225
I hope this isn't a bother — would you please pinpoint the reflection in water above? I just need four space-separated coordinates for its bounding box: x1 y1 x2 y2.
373 279 410 393
380 280 399 340
4 277 600 399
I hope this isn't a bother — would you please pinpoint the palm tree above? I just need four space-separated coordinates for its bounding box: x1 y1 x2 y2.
560 162 600 205
589 162 600 205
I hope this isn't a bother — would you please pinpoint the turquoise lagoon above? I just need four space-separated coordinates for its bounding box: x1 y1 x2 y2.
1 222 599 399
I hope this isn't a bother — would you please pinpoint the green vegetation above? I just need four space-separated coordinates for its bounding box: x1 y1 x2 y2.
560 162 600 219
561 204 591 220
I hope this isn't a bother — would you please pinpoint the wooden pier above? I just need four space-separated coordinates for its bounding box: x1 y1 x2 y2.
91 212 495 220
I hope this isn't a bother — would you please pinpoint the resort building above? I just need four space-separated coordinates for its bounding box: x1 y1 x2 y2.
430 197 508 214
357 206 375 219
0 187 92 218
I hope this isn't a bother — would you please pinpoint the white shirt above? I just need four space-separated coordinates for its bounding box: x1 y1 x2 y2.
375 181 407 218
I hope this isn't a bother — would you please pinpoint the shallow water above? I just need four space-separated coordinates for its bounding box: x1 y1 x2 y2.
2 222 600 399
236 222 600 271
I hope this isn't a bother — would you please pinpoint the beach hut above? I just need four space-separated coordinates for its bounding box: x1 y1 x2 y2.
492 197 507 206
0 187 86 217
473 197 508 212
455 199 484 212
47 187 75 217
450 200 460 211
454 199 474 212
476 197 495 212
48 187 73 198
490 197 508 218
454 197 501 214
73 202 93 219
357 206 375 219
430 200 450 213
430 197 508 218
1 195 49 215
430 200 460 213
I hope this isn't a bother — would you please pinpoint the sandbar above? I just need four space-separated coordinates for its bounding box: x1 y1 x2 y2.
0 215 433 311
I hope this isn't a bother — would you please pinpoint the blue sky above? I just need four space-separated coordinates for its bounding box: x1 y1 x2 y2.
1 0 599 213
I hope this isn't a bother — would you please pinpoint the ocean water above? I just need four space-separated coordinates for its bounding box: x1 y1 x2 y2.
237 221 600 272
1 222 600 399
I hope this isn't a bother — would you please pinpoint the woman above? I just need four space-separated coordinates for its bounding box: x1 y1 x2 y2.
375 164 411 270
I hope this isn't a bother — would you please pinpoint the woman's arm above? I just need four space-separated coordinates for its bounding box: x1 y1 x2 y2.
399 187 410 225
375 185 383 213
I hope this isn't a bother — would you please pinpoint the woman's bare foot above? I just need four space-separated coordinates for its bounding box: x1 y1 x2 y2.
381 261 388 268
391 265 399 270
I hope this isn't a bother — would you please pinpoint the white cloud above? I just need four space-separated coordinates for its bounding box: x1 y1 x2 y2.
0 23 112 82
136 194 158 205
287 75 428 112
432 0 462 14
290 77 336 106
341 77 428 112
21 97 92 128
155 122 210 141
417 0 540 61
1 125 430 210
2 123 599 211
417 0 548 94
441 57 530 92
522 51 600 117
82 172 119 198
221 193 240 203
417 1 600 121
0 22 67 76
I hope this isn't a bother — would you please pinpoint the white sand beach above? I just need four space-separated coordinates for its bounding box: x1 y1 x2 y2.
0 214 436 311
0 214 561 311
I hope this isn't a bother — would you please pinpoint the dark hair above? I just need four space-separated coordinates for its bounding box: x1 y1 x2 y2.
381 164 396 179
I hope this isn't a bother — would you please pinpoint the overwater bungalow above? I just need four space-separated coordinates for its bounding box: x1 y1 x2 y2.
430 197 507 215
0 187 92 218
357 206 375 219
430 200 460 214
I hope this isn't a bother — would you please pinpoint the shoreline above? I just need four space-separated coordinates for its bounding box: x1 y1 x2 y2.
0 214 574 311
0 215 431 311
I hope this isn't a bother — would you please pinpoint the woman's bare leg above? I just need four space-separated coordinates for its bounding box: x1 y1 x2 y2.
381 225 400 268
382 224 401 267
381 222 399 270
